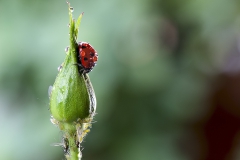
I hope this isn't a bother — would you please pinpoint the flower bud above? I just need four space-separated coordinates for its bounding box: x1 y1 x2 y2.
49 6 96 123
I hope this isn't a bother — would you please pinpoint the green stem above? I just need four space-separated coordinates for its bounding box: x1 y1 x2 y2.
63 123 81 160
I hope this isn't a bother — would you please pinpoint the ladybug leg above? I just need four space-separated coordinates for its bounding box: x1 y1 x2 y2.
72 63 82 68
76 63 85 73
79 68 87 74
72 63 84 74
77 63 83 68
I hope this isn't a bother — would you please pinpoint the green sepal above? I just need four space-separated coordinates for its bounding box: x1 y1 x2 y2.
75 12 84 39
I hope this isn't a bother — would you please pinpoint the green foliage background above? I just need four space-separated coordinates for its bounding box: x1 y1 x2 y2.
1 0 240 160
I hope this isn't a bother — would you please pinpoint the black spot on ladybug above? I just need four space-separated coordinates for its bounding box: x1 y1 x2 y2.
90 52 95 57
84 57 88 61
82 46 87 49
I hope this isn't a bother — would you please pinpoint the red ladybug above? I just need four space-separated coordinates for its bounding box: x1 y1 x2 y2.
77 42 98 73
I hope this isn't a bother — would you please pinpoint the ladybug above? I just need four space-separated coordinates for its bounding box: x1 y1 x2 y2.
77 42 98 73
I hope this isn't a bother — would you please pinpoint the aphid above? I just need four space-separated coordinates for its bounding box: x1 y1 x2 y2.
63 137 69 154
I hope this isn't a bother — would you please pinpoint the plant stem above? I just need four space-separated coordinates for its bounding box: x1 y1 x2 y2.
63 123 80 160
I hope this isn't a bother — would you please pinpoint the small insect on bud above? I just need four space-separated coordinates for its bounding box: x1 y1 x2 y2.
77 42 98 73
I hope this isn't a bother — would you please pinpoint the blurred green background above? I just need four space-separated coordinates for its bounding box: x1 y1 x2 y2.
1 0 240 160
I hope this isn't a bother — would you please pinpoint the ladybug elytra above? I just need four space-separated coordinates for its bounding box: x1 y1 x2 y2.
77 42 98 73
